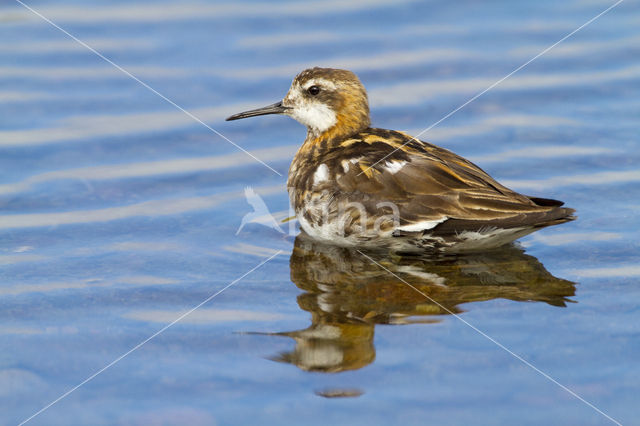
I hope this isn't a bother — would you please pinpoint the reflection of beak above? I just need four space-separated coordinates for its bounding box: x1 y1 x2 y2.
225 101 290 121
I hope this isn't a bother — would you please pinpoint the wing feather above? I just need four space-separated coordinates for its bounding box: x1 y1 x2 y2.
325 128 573 233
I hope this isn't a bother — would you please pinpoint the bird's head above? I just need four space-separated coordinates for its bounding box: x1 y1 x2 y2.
226 67 371 140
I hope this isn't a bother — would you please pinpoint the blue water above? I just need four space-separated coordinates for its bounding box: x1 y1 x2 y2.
1 0 639 425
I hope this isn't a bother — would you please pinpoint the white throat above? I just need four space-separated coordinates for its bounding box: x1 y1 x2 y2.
284 80 338 136
290 102 337 136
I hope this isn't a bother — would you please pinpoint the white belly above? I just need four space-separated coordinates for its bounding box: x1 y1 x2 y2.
296 208 536 252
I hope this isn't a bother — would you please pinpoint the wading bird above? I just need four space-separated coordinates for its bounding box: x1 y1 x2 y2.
227 68 574 252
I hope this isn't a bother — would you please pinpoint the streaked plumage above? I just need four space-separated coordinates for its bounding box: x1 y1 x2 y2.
227 67 575 251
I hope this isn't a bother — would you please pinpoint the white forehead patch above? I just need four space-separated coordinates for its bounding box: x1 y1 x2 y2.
313 163 329 185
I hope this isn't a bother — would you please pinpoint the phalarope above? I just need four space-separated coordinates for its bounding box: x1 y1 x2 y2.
227 67 575 252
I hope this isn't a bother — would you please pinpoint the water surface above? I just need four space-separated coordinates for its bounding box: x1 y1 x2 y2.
1 0 639 425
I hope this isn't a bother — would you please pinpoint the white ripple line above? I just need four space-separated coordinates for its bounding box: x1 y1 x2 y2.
360 0 625 175
18 250 283 426
14 0 282 177
358 251 622 426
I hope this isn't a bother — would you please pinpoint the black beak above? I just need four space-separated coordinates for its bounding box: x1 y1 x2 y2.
225 101 290 121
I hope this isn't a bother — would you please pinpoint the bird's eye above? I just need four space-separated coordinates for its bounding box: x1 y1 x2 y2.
307 85 320 96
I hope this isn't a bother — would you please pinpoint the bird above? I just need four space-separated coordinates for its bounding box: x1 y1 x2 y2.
226 67 575 252
236 187 284 235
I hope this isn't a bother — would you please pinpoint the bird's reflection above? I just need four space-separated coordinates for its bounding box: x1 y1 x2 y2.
268 234 576 373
